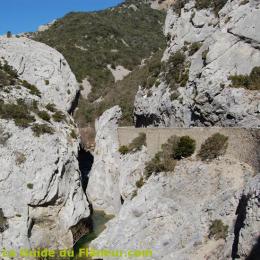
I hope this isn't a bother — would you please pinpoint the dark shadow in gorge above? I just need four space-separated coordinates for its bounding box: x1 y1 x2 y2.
232 194 250 259
135 113 160 128
78 145 94 192
68 90 81 115
246 236 260 260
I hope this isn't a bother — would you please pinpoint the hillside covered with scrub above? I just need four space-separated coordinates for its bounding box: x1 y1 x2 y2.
33 0 166 103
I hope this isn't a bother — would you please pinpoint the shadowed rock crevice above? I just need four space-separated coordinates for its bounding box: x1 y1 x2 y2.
232 194 250 259
78 145 94 192
135 113 160 128
246 236 260 260
68 90 81 115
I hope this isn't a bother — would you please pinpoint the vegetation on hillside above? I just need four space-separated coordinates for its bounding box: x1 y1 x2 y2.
75 50 165 127
209 219 228 240
195 0 228 14
119 133 146 154
0 60 68 136
145 135 196 178
172 0 228 15
198 133 228 161
229 67 260 91
34 1 166 102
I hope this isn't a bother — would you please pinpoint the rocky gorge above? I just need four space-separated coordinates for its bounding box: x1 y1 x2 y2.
0 0 259 260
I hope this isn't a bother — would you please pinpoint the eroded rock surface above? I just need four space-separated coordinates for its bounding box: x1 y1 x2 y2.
87 106 149 215
0 36 89 252
0 36 79 112
91 158 259 260
134 0 260 127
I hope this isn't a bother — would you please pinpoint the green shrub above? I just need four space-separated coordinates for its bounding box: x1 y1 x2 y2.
209 219 228 240
0 100 35 128
22 80 41 97
27 183 34 189
198 133 228 161
195 0 228 14
32 124 54 137
46 103 57 112
172 0 189 16
164 50 190 90
144 135 182 178
118 133 146 154
45 79 50 85
239 0 249 5
229 67 260 90
174 136 196 160
37 110 51 122
202 48 209 65
145 151 177 178
0 60 19 87
0 70 10 87
0 60 18 79
70 129 77 139
119 145 129 155
52 111 66 122
189 42 203 56
145 152 168 178
128 133 147 152
6 31 12 38
0 208 8 233
136 177 145 189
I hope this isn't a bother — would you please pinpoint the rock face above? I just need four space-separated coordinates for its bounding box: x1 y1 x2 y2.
0 36 89 252
86 106 122 215
86 104 259 259
0 36 79 112
91 158 259 260
87 106 149 215
134 0 260 128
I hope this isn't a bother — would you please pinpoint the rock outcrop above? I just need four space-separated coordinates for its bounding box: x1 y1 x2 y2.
0 36 89 253
91 158 259 260
87 106 149 215
134 0 260 128
0 36 79 112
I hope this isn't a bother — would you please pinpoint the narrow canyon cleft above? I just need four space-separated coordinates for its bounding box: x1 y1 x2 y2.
78 145 94 192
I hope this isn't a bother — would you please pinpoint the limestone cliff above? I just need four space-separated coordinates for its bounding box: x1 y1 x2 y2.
134 0 260 128
0 36 89 252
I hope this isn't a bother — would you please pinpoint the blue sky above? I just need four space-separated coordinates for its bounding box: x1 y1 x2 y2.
0 0 124 35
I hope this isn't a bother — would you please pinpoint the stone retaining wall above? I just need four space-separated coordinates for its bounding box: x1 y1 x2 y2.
118 127 260 171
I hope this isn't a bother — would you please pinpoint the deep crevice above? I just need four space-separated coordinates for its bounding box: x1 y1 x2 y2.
68 90 81 115
78 145 94 192
232 194 250 259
